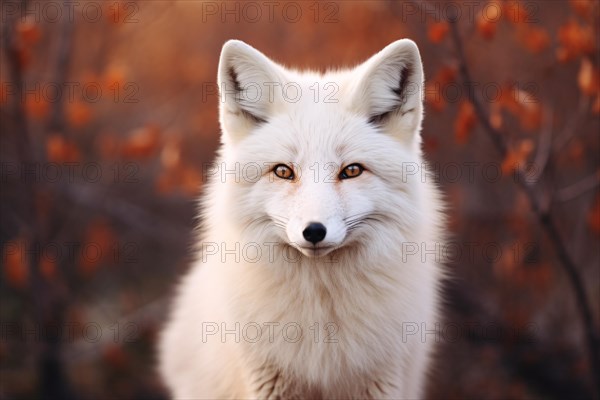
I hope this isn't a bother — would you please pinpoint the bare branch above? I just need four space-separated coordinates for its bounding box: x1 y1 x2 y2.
556 170 600 202
531 106 554 184
47 13 75 133
553 95 591 151
3 1 32 165
448 17 600 398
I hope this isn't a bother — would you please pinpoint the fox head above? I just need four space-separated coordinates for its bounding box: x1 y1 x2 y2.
213 39 431 259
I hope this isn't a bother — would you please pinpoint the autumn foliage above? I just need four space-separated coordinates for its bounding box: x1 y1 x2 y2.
1 1 598 399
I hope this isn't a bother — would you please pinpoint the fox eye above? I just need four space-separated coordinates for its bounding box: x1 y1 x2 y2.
339 163 364 180
273 164 295 180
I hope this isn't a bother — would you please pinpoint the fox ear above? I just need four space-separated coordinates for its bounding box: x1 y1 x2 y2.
217 40 284 144
350 39 424 139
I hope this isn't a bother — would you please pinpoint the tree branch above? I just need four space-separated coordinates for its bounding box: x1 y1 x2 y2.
3 4 76 398
47 11 75 133
531 106 554 183
448 18 600 398
556 170 600 203
553 95 591 152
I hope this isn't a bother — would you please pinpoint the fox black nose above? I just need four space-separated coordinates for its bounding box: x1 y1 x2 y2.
303 222 327 244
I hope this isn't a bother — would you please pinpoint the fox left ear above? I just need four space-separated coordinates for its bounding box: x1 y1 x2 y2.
217 40 286 145
350 39 424 139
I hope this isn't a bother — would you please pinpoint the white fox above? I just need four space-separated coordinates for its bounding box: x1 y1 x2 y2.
158 39 446 399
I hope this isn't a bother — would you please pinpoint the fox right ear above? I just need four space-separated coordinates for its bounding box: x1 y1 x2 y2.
217 40 284 144
349 39 425 142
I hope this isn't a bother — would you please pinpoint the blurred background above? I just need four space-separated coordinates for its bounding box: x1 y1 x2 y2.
1 0 599 399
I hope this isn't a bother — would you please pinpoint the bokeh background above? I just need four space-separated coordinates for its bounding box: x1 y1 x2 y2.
1 0 599 399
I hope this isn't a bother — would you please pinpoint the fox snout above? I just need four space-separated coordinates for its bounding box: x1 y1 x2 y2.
302 222 327 244
282 213 348 258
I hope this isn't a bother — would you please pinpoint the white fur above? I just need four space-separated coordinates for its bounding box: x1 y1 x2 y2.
158 39 446 399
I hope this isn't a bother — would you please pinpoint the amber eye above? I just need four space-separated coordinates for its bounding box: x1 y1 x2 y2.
339 163 364 180
273 164 295 180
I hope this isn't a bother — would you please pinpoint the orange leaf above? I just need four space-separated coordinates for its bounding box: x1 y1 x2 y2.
501 87 542 131
454 100 477 144
15 47 32 70
490 102 503 130
476 16 497 40
161 139 182 169
25 96 50 120
557 19 595 62
503 0 530 24
425 65 457 113
498 84 520 113
425 82 445 113
570 0 596 18
519 26 550 54
436 65 458 85
501 139 534 174
46 134 81 163
78 218 116 276
17 17 41 47
0 83 7 105
121 125 161 159
105 1 133 25
3 238 29 288
67 101 92 128
518 101 542 132
86 218 115 250
11 16 41 70
423 136 439 153
39 257 57 281
103 64 127 91
427 21 449 44
578 58 600 96
493 244 518 278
